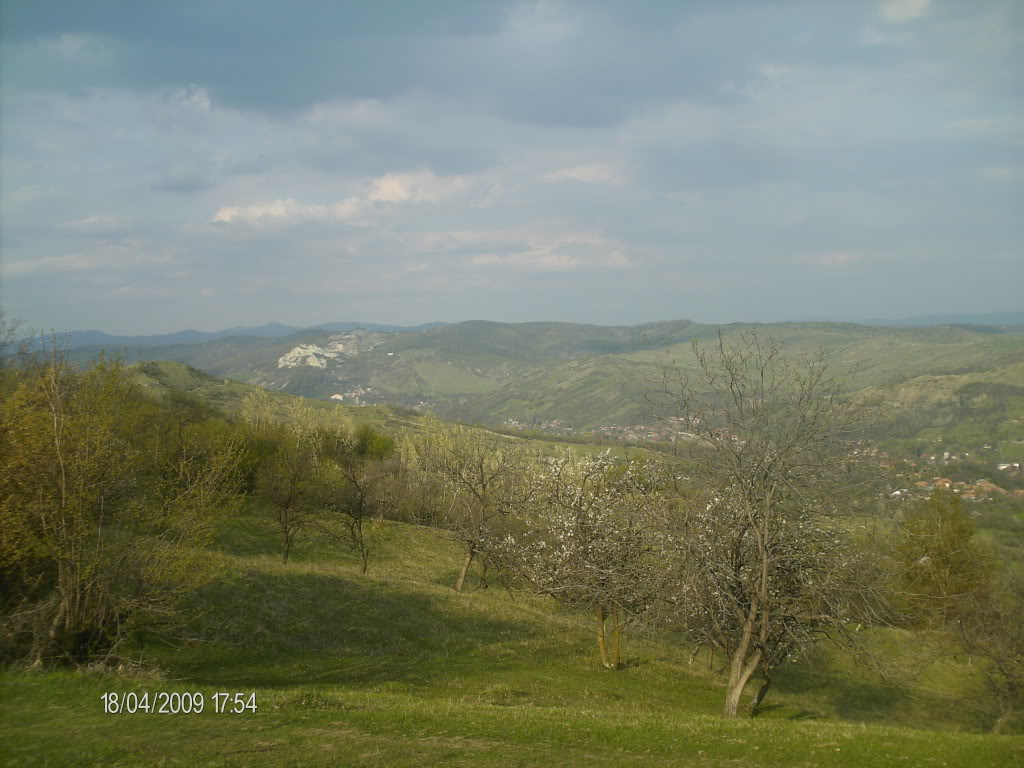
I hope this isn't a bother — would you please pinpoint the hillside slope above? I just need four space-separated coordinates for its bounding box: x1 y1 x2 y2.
3 516 1021 767
73 320 1024 434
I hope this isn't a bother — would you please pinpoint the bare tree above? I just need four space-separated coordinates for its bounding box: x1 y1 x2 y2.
403 421 534 592
651 330 887 717
317 456 400 575
246 397 352 565
257 433 322 565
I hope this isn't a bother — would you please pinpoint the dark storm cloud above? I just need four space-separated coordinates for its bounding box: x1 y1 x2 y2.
0 0 892 126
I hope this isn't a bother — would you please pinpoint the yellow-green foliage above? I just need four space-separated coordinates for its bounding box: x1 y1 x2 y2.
0 351 242 664
895 490 995 627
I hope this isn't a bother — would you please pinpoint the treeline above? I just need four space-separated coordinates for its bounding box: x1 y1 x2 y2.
1 329 1022 730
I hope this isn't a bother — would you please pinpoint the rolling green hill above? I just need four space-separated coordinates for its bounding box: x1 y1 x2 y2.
73 320 1024 446
127 360 652 461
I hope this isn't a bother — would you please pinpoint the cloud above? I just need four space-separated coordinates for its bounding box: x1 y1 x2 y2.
155 173 213 194
811 251 864 268
879 0 932 23
59 216 127 235
943 117 1024 145
368 170 470 203
542 163 620 184
211 198 363 225
4 240 174 275
756 62 794 79
979 165 1018 180
3 2 1022 332
210 168 470 226
6 185 61 206
466 233 631 272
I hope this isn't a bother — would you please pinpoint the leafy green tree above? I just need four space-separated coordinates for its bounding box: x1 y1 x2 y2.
895 490 994 628
958 574 1024 734
243 396 353 564
353 423 396 460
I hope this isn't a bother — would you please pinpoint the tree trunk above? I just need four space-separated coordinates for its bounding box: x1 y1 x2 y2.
722 598 763 717
992 704 1014 735
478 555 489 590
609 608 624 669
749 673 771 715
282 532 292 564
595 606 612 669
723 652 761 717
454 547 475 592
688 644 702 665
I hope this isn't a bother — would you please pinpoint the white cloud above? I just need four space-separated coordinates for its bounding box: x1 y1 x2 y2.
6 185 62 206
368 170 469 203
4 241 175 275
466 233 631 272
211 197 363 225
542 163 620 184
59 215 125 234
879 0 932 23
211 168 470 226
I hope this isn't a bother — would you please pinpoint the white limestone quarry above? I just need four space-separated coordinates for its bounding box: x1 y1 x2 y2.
277 344 334 368
276 331 388 369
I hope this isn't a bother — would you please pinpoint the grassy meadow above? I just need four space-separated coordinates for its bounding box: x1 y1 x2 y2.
2 507 1021 767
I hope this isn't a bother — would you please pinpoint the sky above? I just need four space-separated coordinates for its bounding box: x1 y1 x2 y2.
0 0 1021 334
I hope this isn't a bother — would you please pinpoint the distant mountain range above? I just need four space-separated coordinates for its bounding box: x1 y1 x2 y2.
53 311 1023 350
859 312 1024 327
54 321 448 349
60 316 1024 430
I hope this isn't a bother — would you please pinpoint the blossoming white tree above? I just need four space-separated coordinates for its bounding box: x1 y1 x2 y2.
495 450 671 669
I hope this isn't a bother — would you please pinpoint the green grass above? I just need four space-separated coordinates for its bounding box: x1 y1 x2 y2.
3 671 1020 767
3 511 1022 767
412 360 498 395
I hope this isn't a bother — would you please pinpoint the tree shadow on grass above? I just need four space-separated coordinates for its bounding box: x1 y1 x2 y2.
752 703 822 721
772 662 909 724
771 657 987 732
156 565 544 691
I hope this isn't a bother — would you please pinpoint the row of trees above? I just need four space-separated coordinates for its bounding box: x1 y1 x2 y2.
0 334 403 664
390 334 893 716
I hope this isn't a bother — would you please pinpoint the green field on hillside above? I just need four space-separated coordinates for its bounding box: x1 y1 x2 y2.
2 514 1021 767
